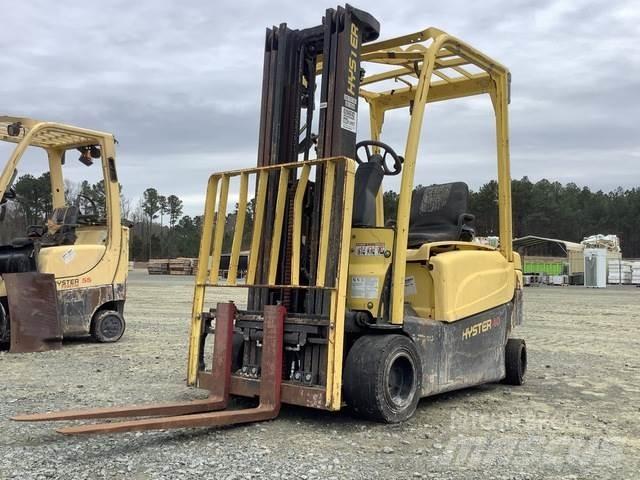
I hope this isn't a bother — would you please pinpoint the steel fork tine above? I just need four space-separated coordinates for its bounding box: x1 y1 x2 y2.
56 305 284 435
12 303 237 423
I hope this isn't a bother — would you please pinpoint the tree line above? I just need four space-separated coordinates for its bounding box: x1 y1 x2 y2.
384 177 640 257
0 173 252 260
2 173 639 258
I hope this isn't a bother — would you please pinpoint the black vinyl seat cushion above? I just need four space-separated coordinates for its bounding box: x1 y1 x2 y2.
408 182 475 248
40 206 80 247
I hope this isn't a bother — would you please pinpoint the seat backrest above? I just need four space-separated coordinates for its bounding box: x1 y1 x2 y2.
41 206 79 246
50 206 79 227
410 182 469 230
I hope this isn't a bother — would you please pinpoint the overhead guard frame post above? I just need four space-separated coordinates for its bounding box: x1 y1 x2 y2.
355 31 513 325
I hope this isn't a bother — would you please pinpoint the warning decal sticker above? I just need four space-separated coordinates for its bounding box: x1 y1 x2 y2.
404 276 417 296
341 106 357 133
350 276 379 299
62 249 76 265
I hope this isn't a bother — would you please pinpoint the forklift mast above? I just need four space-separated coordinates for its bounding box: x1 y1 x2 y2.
250 5 379 316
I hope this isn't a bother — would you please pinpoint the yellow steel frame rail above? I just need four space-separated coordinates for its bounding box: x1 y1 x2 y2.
353 28 513 325
0 116 108 203
0 116 122 262
187 157 356 409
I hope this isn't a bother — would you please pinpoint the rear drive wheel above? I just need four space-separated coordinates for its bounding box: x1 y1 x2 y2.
343 334 421 423
504 338 527 385
91 310 126 343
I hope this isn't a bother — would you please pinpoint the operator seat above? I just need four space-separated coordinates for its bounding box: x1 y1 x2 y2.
0 206 79 274
407 182 475 248
40 206 79 247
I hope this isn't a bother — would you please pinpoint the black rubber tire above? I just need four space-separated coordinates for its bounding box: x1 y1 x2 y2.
343 334 422 423
504 338 527 385
91 310 126 343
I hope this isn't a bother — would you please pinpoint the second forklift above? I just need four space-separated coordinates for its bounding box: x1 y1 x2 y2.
0 117 128 353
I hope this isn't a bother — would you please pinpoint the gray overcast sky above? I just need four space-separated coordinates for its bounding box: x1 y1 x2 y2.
2 0 639 216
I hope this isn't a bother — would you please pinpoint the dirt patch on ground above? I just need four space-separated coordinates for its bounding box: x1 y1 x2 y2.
1 271 638 479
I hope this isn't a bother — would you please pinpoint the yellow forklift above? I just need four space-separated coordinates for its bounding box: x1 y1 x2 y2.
0 116 129 352
14 4 526 433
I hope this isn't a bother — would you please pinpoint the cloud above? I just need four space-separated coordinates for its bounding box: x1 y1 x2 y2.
1 0 638 215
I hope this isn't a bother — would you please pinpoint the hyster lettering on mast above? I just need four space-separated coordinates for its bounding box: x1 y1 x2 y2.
14 4 527 434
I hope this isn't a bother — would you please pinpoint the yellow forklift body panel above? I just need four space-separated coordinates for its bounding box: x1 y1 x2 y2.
346 227 394 315
403 262 436 319
430 250 515 322
37 245 106 279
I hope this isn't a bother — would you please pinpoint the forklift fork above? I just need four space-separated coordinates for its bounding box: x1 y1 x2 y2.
12 304 285 435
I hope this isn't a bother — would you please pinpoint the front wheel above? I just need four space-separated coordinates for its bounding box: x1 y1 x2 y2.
91 310 126 343
343 334 422 423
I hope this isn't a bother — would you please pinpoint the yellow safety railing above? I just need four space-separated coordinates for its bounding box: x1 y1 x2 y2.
194 157 355 289
187 156 356 400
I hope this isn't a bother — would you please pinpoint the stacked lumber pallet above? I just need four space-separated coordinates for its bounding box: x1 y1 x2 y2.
169 258 195 275
192 258 199 276
147 259 169 275
146 258 198 275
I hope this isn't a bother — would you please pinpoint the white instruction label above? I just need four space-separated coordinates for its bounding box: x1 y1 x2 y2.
404 276 417 296
341 106 357 133
344 94 357 110
62 249 76 265
350 275 379 299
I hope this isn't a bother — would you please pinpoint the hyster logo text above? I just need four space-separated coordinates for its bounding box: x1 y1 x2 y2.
347 23 359 96
462 317 501 340
56 278 80 289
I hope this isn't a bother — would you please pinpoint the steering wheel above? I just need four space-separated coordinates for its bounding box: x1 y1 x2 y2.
355 140 403 176
76 194 100 223
1 169 18 205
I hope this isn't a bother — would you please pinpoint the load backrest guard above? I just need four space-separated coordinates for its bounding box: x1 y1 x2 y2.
187 157 356 411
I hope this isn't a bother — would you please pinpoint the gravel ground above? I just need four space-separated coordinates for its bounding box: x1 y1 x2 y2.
1 270 639 479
